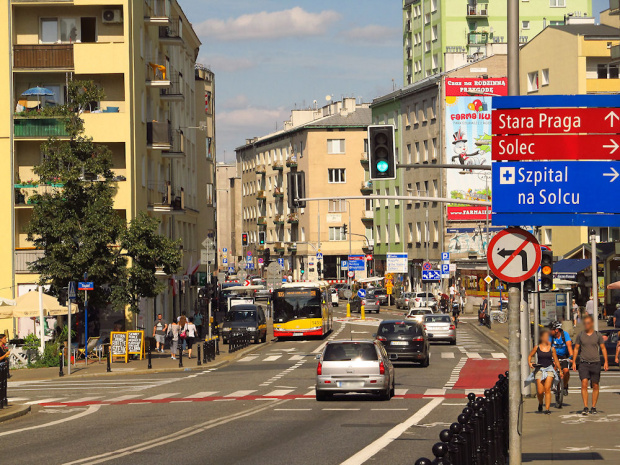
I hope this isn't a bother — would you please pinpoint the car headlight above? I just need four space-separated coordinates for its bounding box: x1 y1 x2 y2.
222 327 231 332
247 327 257 331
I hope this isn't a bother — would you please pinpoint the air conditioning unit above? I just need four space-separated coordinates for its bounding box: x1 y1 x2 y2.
102 9 123 24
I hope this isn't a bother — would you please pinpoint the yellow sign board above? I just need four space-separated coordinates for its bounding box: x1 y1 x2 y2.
386 283 394 295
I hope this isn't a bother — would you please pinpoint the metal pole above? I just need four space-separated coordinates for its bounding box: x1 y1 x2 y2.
507 0 520 96
208 298 212 340
67 299 72 375
83 272 88 348
38 286 45 354
591 231 598 331
348 201 352 289
520 285 530 396
508 286 522 465
486 206 490 310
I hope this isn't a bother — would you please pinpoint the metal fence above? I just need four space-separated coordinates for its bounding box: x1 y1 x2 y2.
0 362 8 409
228 331 250 353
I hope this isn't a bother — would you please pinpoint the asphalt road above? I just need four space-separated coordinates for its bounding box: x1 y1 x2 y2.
1 307 507 465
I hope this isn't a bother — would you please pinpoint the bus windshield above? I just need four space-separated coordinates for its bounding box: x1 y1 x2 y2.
273 289 322 323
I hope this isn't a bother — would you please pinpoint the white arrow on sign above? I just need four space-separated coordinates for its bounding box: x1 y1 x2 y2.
605 111 620 127
603 139 620 154
604 167 619 183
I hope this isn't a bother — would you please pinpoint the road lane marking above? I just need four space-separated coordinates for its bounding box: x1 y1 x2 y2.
238 356 258 362
143 393 180 400
304 389 315 396
25 398 64 405
263 355 282 361
467 353 482 359
69 396 103 403
274 408 311 411
441 352 455 359
103 395 141 403
371 408 408 411
323 408 360 411
289 355 305 360
186 392 218 398
225 390 256 397
492 353 507 359
340 398 444 465
264 389 294 397
424 389 446 396
0 404 101 437
394 389 408 396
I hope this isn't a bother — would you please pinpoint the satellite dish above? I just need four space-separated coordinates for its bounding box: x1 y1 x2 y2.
325 95 332 102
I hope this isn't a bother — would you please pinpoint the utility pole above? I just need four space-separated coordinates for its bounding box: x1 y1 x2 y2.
508 0 520 96
591 230 598 331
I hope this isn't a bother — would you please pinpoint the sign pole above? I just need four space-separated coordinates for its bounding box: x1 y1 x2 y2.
591 230 599 331
508 286 522 465
67 299 71 375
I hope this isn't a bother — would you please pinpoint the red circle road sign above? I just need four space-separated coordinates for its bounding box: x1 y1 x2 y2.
365 254 373 261
348 271 355 278
487 227 541 283
422 262 432 271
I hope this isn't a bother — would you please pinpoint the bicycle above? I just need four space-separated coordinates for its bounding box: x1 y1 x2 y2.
490 309 507 324
532 362 565 409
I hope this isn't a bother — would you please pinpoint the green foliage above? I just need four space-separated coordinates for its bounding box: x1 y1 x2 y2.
28 342 60 368
22 333 41 352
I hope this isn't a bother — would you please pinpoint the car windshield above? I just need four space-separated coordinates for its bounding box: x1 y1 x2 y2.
410 310 431 315
373 289 386 295
425 315 451 323
324 342 378 361
273 289 322 323
378 322 422 336
225 311 257 322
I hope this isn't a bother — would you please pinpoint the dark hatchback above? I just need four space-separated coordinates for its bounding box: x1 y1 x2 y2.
221 305 267 344
368 288 388 306
375 320 431 366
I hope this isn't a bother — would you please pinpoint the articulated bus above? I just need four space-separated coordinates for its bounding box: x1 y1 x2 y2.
272 282 332 338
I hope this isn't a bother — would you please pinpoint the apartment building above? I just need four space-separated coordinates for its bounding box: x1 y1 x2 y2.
1 0 212 335
215 162 241 272
402 0 592 85
235 99 371 282
519 17 620 257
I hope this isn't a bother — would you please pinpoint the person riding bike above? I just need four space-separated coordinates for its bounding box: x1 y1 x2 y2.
549 321 573 396
452 299 461 327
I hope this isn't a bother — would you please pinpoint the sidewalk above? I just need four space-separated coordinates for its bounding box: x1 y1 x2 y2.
469 317 620 463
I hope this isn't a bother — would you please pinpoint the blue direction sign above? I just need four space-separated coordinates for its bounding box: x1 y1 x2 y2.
441 264 450 278
348 255 365 271
78 282 94 291
422 270 441 281
223 248 228 253
246 255 252 262
228 267 235 273
357 289 367 298
223 258 228 264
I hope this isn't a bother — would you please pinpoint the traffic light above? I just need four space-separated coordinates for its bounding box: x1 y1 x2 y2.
540 250 553 291
368 125 396 181
342 224 348 237
258 231 265 246
317 261 322 277
287 171 306 209
300 259 305 275
242 232 248 247
57 287 68 306
264 247 271 265
523 276 536 294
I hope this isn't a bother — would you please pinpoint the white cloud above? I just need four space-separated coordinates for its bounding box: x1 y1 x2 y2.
341 25 401 45
221 94 250 110
219 106 289 130
200 55 258 73
194 7 341 41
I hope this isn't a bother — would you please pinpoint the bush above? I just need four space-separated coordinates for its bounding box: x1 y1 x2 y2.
28 342 60 368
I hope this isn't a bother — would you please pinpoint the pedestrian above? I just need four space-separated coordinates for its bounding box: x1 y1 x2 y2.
585 295 595 317
449 284 455 303
0 333 10 364
613 303 620 329
549 321 573 395
167 320 180 360
479 297 488 326
186 317 197 359
194 311 203 340
527 328 561 414
572 299 580 327
572 314 608 415
153 314 167 353
178 313 188 352
459 286 466 311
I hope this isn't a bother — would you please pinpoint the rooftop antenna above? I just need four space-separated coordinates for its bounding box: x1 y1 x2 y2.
392 78 396 91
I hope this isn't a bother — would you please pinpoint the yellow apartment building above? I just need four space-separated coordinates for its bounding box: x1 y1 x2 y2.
235 99 372 282
1 0 214 338
519 18 620 257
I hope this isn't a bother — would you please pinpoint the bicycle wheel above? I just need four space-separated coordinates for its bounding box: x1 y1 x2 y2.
555 377 564 409
498 313 507 324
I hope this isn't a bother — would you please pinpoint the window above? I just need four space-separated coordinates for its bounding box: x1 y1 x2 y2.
416 223 422 242
431 97 437 119
415 142 420 162
406 144 412 163
550 0 566 6
423 140 428 161
408 223 413 242
206 183 214 205
431 137 437 159
597 64 619 79
301 227 306 241
544 228 553 245
395 186 400 205
385 225 390 244
432 25 438 41
364 138 368 155
328 168 346 183
405 107 410 126
395 224 401 243
424 13 431 24
365 198 373 211
541 69 549 86
433 221 439 242
432 179 438 196
422 100 428 121
41 19 58 43
431 0 438 11
328 199 346 213
522 21 530 30
329 227 346 241
432 54 439 69
413 103 419 124
425 41 431 53
376 225 381 243
527 71 539 92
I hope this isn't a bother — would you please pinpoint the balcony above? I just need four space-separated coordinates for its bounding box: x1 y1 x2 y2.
273 215 285 225
147 121 172 150
13 45 74 70
15 249 45 274
466 4 488 17
273 187 284 198
145 0 171 24
287 213 299 224
274 242 285 253
15 183 64 207
611 0 620 14
14 117 69 138
360 153 369 165
467 32 489 45
256 190 266 200
256 164 266 174
405 20 411 32
288 243 297 253
147 181 185 213
360 181 373 194
146 62 171 87
273 161 284 171
361 210 374 221
285 156 298 168
159 75 184 101
162 132 184 158
159 21 183 45
257 216 267 226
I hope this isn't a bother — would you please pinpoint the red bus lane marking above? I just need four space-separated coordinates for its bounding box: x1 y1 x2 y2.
452 359 509 390
496 239 529 274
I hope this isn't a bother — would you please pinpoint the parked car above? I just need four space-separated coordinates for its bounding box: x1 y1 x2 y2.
599 329 619 367
395 292 413 309
315 340 395 401
410 292 438 309
329 288 339 307
253 286 272 302
338 285 352 300
349 295 380 314
367 288 388 306
221 305 267 344
405 307 435 324
424 314 456 345
375 320 431 366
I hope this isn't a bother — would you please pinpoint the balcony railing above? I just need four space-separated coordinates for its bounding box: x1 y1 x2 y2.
147 121 171 149
162 132 184 158
274 242 285 251
362 210 374 220
612 44 620 61
287 213 299 224
160 74 183 100
14 117 69 138
15 249 45 274
145 0 171 22
361 181 373 193
256 190 266 200
285 156 298 168
467 33 489 45
274 215 285 225
273 187 284 197
273 161 284 171
257 216 267 225
146 61 170 85
159 20 183 44
466 4 488 17
13 44 74 69
360 153 369 164
256 164 266 174
147 181 184 212
15 183 64 206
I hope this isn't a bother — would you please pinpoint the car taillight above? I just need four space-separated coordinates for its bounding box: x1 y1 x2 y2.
412 337 424 341
377 336 387 342
423 325 427 330
450 324 456 330
379 361 385 375
376 300 380 305
317 361 322 375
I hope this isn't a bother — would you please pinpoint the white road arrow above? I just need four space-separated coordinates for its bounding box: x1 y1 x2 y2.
605 111 620 127
603 139 620 154
603 167 619 183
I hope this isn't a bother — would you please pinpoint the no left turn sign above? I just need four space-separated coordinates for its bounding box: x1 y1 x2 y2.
487 227 541 283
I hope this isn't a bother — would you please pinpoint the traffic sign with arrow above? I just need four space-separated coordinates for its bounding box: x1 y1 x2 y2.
492 134 620 161
487 227 541 283
492 108 620 135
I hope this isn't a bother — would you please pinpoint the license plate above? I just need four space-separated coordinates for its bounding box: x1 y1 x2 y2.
337 381 364 388
293 332 303 336
391 341 408 346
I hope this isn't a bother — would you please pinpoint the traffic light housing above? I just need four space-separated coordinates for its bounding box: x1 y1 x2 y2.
258 231 265 246
540 250 553 291
264 247 271 265
342 224 348 237
368 125 396 181
57 287 68 306
287 171 306 209
242 232 248 247
317 261 322 277
300 259 305 275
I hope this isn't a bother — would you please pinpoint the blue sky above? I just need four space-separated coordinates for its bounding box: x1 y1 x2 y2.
178 0 610 162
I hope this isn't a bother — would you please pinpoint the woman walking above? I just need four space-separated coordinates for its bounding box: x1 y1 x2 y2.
168 319 180 360
178 314 188 353
528 328 561 414
186 317 197 359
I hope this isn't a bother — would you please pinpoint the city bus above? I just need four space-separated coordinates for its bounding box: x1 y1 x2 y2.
272 282 332 338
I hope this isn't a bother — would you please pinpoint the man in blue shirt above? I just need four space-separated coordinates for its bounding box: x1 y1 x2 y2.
550 321 574 396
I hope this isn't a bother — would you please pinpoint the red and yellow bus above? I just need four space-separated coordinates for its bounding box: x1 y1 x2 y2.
272 282 332 338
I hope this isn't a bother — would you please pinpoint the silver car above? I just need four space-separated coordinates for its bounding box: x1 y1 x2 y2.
315 340 395 401
406 307 435 324
395 292 413 309
424 314 456 345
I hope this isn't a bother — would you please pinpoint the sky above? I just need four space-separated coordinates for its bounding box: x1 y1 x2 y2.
178 0 611 163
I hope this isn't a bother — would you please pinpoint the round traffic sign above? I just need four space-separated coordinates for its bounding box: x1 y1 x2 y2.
487 227 541 283
365 254 373 261
348 271 355 278
422 262 432 271
357 289 366 298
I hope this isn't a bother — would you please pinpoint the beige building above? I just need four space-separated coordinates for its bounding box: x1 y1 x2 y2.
215 162 240 271
235 99 371 281
1 0 213 337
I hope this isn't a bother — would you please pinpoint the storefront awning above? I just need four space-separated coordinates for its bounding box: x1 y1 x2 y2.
553 259 591 280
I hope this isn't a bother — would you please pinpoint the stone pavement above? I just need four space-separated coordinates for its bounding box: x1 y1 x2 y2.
468 316 620 463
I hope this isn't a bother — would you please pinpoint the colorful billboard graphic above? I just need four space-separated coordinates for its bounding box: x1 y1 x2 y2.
445 78 508 97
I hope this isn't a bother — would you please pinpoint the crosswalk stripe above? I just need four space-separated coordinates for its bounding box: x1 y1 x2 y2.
492 353 507 359
25 398 64 405
263 355 282 361
289 355 305 361
186 391 219 399
441 352 455 359
395 388 408 396
467 353 482 359
264 389 294 397
238 356 258 362
144 393 180 400
225 390 256 397
304 389 315 396
64 396 103 403
424 388 446 396
105 395 141 402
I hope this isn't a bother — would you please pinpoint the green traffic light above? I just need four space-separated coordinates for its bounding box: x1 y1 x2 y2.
376 160 389 173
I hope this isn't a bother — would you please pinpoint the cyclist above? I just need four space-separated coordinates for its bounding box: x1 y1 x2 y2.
452 299 460 327
549 321 573 396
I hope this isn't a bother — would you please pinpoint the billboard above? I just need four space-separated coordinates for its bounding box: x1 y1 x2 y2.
445 77 508 97
447 206 490 221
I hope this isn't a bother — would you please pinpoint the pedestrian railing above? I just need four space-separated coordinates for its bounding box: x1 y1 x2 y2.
415 371 509 465
228 331 250 353
0 361 8 409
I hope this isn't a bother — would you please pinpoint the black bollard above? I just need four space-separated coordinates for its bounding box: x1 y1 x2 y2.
197 343 202 366
178 344 183 368
432 442 450 465
203 341 207 363
415 459 433 465
449 422 466 465
59 344 64 377
215 337 220 355
107 347 112 372
147 344 152 369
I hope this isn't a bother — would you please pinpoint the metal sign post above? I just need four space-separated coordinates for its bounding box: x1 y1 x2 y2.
67 281 76 375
